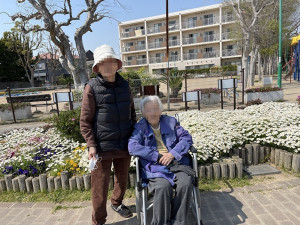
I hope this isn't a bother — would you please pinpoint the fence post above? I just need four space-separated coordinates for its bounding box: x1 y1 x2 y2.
68 82 73 110
241 69 245 105
7 87 16 123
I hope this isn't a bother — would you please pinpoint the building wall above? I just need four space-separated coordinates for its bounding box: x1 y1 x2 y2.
119 4 241 74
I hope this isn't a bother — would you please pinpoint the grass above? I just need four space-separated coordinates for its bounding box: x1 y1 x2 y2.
199 176 251 192
52 205 84 213
0 188 136 203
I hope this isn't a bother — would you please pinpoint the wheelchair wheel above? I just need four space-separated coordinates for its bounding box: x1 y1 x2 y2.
135 185 142 223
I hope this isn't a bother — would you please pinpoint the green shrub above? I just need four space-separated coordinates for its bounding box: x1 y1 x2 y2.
51 108 84 143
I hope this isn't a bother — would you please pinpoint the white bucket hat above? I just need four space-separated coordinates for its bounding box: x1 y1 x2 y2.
92 45 122 73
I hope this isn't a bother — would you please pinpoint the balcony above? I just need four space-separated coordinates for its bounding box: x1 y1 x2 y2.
169 55 180 62
203 51 219 58
183 53 202 60
147 24 179 34
123 58 147 66
121 29 145 38
222 49 242 57
182 36 203 45
122 44 146 52
148 41 166 49
149 56 167 64
203 33 219 42
169 39 180 47
136 58 147 65
182 20 203 29
222 14 235 23
203 16 219 26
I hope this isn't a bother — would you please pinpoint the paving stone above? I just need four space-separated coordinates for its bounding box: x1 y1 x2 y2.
265 205 288 221
257 214 279 225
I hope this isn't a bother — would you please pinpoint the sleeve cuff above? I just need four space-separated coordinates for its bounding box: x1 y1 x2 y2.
170 149 182 161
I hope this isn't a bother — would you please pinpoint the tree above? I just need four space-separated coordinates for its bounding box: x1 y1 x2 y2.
0 39 25 82
1 21 43 86
11 0 114 89
225 0 276 87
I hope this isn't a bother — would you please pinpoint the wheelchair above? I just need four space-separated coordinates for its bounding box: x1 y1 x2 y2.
134 146 203 225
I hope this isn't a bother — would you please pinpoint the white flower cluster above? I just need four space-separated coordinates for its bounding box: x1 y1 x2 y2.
178 102 300 161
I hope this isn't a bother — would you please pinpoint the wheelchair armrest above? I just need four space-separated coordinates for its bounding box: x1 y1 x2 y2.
189 145 198 154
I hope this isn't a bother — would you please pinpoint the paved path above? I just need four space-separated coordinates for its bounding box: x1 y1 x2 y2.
1 176 300 225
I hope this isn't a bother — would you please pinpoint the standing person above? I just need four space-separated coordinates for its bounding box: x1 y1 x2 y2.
80 44 136 225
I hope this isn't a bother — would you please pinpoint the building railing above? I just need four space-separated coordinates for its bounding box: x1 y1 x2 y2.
147 23 179 34
203 33 219 42
136 58 147 65
122 44 146 52
149 56 167 64
169 39 180 47
123 58 147 66
183 53 201 60
121 29 145 38
182 37 197 45
182 20 203 29
203 50 219 58
148 41 166 49
203 16 219 26
222 49 242 57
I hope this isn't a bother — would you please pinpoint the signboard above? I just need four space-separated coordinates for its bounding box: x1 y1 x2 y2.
53 92 74 103
263 76 272 87
182 91 201 102
218 78 238 89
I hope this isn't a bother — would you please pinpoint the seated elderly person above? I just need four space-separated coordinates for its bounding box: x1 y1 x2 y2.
128 96 195 225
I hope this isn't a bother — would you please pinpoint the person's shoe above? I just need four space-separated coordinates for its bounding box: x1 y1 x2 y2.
111 204 133 218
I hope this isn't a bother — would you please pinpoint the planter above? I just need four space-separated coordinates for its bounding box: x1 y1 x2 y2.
194 93 220 105
0 106 32 121
140 85 159 96
245 91 284 103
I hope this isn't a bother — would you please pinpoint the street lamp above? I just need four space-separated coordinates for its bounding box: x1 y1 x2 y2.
277 0 282 88
166 0 170 110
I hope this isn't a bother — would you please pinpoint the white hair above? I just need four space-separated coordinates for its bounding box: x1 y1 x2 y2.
140 96 163 114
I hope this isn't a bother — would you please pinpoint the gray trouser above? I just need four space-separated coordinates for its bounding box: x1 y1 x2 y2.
148 172 194 225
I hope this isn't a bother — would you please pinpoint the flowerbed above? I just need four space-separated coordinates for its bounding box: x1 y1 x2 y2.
0 127 88 178
179 102 300 162
1 102 299 178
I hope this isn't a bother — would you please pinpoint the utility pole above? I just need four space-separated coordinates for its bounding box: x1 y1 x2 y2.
166 0 170 110
277 0 282 88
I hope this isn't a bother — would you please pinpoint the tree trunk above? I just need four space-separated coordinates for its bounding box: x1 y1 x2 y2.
248 45 259 87
258 52 263 81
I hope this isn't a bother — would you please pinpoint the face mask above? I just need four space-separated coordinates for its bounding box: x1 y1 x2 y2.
89 154 99 171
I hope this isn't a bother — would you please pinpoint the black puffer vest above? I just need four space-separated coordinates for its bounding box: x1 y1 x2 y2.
88 73 132 152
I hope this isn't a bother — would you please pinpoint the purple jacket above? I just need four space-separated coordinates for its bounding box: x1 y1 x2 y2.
128 115 193 185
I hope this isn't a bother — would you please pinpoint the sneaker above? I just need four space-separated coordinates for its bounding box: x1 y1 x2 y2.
111 204 133 218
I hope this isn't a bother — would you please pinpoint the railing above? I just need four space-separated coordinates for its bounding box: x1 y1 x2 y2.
182 37 197 45
136 58 147 65
203 51 219 58
169 39 180 47
169 55 180 62
121 29 145 38
203 33 219 42
222 49 242 56
203 16 219 26
183 53 199 60
149 57 166 64
182 20 203 29
122 44 146 52
147 24 179 34
148 41 166 49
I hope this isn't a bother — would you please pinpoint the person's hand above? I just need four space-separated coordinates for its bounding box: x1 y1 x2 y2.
159 153 175 166
88 147 97 160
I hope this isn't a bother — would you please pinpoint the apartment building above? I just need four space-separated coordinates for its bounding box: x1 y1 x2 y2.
118 4 242 74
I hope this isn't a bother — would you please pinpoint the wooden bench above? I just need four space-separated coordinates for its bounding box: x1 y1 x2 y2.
6 94 55 111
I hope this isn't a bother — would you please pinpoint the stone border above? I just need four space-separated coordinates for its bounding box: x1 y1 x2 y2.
0 172 137 193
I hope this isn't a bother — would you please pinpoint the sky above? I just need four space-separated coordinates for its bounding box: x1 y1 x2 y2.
0 0 223 56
